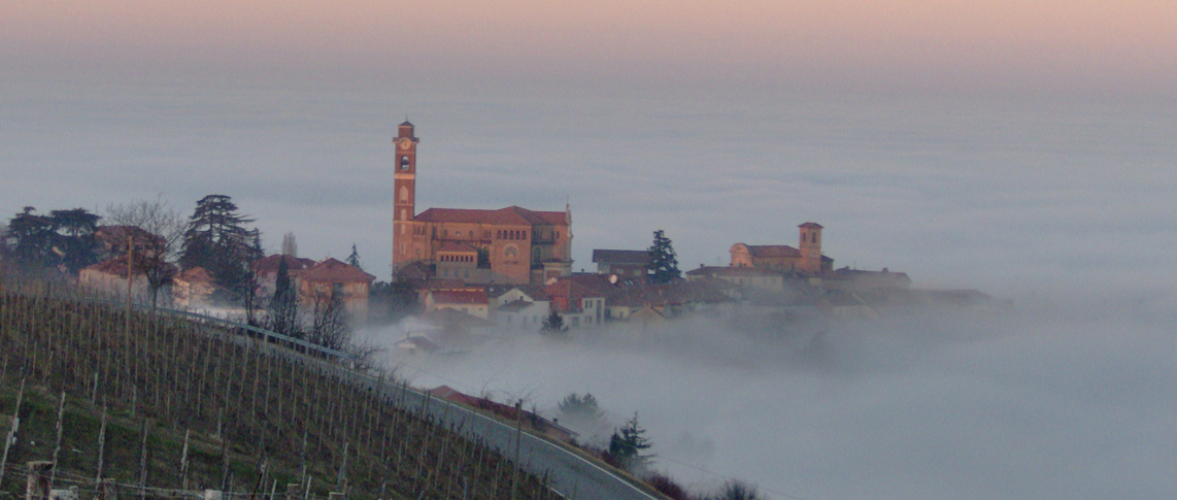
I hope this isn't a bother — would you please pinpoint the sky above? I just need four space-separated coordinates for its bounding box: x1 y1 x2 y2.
2 1 1175 294
3 1 1177 497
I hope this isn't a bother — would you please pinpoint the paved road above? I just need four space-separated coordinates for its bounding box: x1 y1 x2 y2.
351 374 660 500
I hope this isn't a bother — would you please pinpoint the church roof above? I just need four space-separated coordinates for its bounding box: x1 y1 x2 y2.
399 120 413 127
798 222 824 229
414 206 567 226
742 245 802 259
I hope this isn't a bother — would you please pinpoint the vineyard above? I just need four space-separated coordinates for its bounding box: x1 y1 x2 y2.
0 282 555 500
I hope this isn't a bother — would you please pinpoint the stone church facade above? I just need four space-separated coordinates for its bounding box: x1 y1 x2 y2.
391 121 573 285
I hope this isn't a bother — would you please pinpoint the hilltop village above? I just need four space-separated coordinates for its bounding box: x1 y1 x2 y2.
0 122 988 354
383 121 987 351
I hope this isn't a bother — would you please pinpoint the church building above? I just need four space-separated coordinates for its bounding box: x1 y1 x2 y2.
730 222 834 273
391 121 573 285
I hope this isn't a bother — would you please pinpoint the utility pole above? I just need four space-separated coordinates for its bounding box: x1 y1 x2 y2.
126 235 134 336
510 400 522 500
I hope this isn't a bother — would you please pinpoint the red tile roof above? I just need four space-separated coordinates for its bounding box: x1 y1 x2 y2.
544 277 607 302
299 258 376 283
497 299 538 312
414 206 567 226
430 290 489 305
741 245 801 258
83 256 177 277
95 225 165 248
174 267 214 284
83 256 142 276
253 254 316 273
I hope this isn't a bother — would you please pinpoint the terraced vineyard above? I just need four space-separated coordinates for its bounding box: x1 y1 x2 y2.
0 283 555 500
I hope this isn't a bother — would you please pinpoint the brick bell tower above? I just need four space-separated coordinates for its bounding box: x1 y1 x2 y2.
392 120 419 275
798 222 823 273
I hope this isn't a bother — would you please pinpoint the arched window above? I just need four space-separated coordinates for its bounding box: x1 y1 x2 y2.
400 156 410 170
504 245 518 258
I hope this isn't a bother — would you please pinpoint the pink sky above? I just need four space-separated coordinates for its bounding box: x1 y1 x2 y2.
4 1 1174 93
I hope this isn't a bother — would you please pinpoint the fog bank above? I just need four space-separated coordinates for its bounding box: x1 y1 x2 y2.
365 293 1177 499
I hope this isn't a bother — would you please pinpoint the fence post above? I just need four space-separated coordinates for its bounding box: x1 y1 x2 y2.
25 461 53 500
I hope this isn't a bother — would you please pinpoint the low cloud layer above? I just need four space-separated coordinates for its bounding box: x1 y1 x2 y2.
2 82 1174 294
369 294 1177 499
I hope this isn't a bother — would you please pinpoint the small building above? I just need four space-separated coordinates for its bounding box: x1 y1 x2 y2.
298 258 376 319
424 289 490 319
253 254 316 299
172 267 216 309
94 225 165 262
544 276 606 328
394 333 440 354
78 256 152 300
591 249 649 282
496 298 551 330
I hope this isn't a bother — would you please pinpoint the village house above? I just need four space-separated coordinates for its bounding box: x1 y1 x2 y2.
487 286 551 330
253 254 316 298
591 249 649 282
78 256 153 300
423 289 490 319
172 267 215 310
297 258 376 319
94 225 165 262
543 275 606 329
391 121 574 286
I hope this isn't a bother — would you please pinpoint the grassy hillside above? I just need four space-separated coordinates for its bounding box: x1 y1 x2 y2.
0 285 553 500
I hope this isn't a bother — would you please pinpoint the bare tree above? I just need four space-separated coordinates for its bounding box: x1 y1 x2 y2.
105 196 186 308
311 284 350 350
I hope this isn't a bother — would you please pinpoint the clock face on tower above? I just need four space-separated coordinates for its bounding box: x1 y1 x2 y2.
398 138 413 150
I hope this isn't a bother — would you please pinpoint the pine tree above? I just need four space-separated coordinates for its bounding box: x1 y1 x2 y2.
647 229 680 284
608 411 653 472
179 195 263 302
557 393 605 431
268 257 300 337
540 306 568 335
4 207 102 274
346 244 362 270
